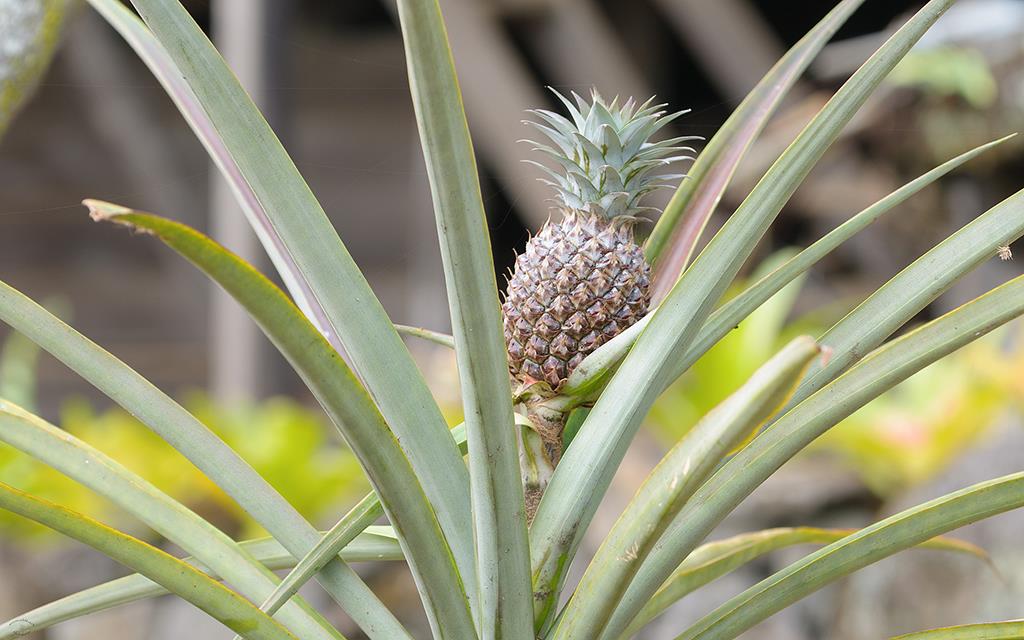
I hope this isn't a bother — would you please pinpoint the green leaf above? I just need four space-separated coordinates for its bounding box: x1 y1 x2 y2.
608 272 1024 639
552 337 821 639
892 621 1024 640
87 202 473 638
528 1 958 625
396 0 532 634
254 494 383 620
0 483 298 640
645 0 866 292
622 527 990 639
0 399 343 640
0 530 404 640
786 186 1024 410
561 134 1013 403
88 0 476 598
674 473 1024 640
0 279 404 638
395 324 456 349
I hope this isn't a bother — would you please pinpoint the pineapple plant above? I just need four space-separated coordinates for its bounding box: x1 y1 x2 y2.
1 1 1024 639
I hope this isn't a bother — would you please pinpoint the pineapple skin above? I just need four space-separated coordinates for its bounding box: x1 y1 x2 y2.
502 210 650 391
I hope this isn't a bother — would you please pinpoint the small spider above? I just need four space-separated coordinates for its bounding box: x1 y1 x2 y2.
997 245 1013 261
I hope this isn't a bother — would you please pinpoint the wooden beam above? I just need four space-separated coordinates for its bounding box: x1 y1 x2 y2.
652 0 784 102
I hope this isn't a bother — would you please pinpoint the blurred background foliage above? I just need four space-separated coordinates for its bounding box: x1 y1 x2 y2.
0 323 369 542
0 0 73 135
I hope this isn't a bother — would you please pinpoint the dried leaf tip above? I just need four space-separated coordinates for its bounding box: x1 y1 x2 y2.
83 200 153 235
83 199 128 221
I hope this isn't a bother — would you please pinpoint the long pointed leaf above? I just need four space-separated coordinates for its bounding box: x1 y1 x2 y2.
90 0 476 596
622 528 989 639
892 621 1024 639
0 400 342 640
395 324 456 349
397 0 531 635
87 202 473 638
254 494 383 621
552 337 821 639
0 281 405 639
645 0 866 293
0 484 297 640
608 272 1024 638
0 530 404 640
674 473 1024 640
528 2 957 624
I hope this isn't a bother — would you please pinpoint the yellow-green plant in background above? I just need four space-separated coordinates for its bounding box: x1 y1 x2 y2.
815 321 1023 495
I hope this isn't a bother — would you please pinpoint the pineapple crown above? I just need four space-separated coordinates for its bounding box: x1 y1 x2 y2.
522 88 699 220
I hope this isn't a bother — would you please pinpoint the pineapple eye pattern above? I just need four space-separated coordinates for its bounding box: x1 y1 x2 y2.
502 90 695 392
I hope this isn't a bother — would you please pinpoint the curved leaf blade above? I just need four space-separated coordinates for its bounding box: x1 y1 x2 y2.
81 0 325 331
0 425 474 640
248 423 470 627
552 337 821 639
674 474 1024 640
256 494 383 619
622 527 989 639
785 186 1024 410
892 621 1024 640
0 483 298 640
397 0 531 633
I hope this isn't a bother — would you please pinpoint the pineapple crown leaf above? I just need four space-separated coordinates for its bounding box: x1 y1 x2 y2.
523 87 697 220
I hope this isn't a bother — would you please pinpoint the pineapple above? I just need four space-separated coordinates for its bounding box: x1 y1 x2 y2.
502 90 695 394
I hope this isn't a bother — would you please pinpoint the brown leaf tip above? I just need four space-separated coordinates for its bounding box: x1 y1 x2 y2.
82 199 152 235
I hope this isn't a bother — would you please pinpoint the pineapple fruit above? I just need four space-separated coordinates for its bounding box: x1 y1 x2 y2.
502 90 694 395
